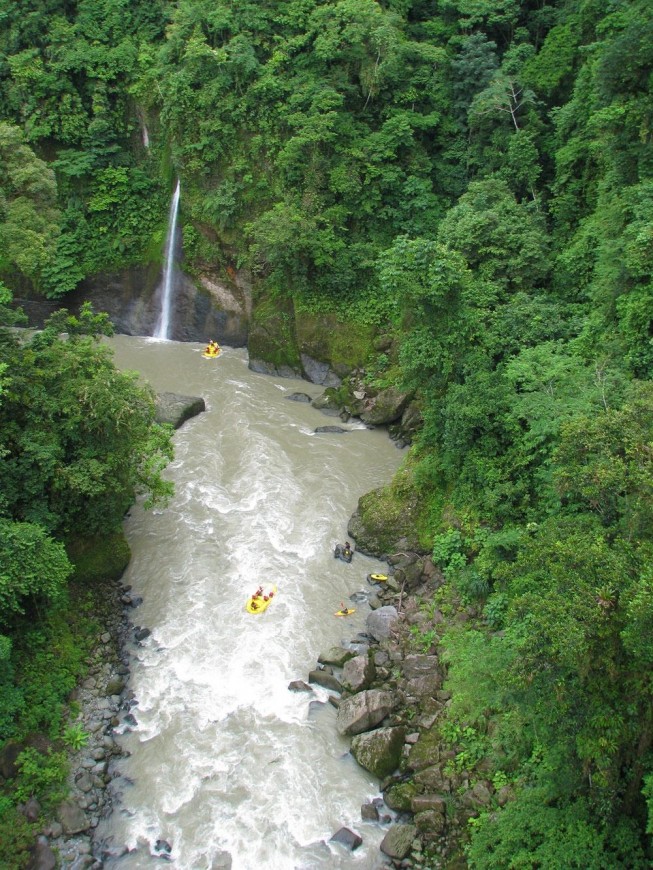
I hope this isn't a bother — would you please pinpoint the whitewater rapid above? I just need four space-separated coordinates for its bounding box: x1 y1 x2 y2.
96 337 404 869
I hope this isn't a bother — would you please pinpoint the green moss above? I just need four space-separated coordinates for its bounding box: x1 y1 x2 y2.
385 780 419 811
248 294 301 369
65 532 130 584
407 727 443 771
355 463 429 553
294 308 376 372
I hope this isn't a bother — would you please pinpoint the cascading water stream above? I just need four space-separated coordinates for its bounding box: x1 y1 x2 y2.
96 337 405 869
153 180 181 340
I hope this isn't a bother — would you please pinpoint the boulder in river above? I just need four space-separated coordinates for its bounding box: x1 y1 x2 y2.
311 390 341 415
330 826 362 851
366 606 399 641
359 386 412 426
308 669 342 693
317 647 356 667
341 654 376 692
155 392 206 429
58 800 90 835
288 680 313 693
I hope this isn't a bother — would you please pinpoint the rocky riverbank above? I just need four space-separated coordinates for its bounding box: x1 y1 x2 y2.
13 572 138 870
19 549 478 870
300 550 473 869
25 556 468 870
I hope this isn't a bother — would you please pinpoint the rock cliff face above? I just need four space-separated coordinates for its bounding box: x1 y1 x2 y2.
16 266 249 347
16 268 398 405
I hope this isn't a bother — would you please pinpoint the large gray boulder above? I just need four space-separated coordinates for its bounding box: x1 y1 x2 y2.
392 558 425 592
366 606 399 641
311 390 341 416
330 827 362 851
336 689 395 736
155 392 205 428
380 824 418 860
342 654 376 692
359 387 412 426
301 354 341 387
351 726 405 777
318 648 356 667
58 800 90 835
308 670 342 693
402 654 443 696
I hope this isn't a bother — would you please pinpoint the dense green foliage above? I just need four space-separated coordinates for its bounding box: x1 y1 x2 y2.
0 289 173 853
0 0 652 865
0 0 168 295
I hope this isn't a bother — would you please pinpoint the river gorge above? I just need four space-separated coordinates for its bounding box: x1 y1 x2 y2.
95 335 404 869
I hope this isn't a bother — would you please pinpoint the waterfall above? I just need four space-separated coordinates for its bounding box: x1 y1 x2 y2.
153 180 181 340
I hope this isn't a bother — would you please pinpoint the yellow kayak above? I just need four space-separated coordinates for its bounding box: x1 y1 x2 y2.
246 585 277 614
368 573 388 583
202 350 221 359
334 607 356 617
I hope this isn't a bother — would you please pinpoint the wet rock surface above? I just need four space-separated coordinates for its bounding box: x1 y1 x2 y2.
154 391 206 429
27 576 136 868
300 552 475 868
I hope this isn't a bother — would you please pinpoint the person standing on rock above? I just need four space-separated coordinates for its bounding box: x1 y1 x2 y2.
334 541 353 563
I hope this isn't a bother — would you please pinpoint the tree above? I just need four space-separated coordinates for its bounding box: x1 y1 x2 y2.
0 122 61 288
0 521 71 623
0 302 174 537
450 32 498 123
436 176 549 292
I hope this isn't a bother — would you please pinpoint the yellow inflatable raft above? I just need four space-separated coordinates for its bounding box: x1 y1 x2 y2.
246 585 277 614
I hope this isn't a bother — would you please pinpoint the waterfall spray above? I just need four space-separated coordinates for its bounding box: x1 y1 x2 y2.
154 179 181 340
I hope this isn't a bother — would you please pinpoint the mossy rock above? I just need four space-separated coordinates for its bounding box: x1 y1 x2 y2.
407 727 443 772
248 294 301 371
351 726 405 778
66 532 130 583
294 308 375 374
384 780 419 812
348 466 423 556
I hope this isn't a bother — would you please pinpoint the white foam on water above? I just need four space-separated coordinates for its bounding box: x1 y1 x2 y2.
97 339 403 869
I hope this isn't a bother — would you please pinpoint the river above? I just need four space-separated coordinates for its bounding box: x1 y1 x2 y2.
96 336 405 869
